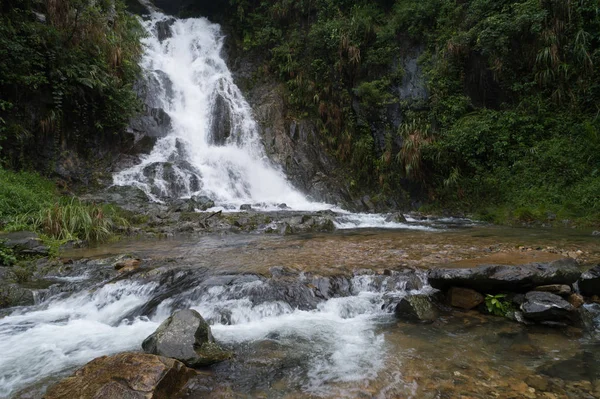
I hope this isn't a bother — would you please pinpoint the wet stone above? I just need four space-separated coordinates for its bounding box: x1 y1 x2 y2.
142 309 231 367
521 291 574 323
578 264 600 297
447 287 484 310
44 352 195 399
535 284 571 296
395 293 439 322
428 259 581 293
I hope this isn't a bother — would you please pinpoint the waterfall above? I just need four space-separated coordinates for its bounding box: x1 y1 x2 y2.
113 11 322 210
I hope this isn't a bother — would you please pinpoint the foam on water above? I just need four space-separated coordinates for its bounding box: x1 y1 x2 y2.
0 273 417 397
0 282 160 397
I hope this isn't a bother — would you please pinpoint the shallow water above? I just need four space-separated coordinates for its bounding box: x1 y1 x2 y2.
2 223 600 398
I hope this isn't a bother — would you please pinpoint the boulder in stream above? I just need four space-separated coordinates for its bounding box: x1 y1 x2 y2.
395 293 439 322
427 258 581 293
44 352 195 399
520 291 574 323
577 264 600 296
142 309 231 367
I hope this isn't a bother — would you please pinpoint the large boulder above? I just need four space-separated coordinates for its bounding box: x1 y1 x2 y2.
142 309 230 367
427 258 581 293
578 264 600 296
394 293 439 322
520 291 574 323
44 352 195 399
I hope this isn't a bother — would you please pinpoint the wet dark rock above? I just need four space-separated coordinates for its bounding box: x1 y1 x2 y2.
361 196 375 212
114 258 141 273
385 212 407 223
578 264 600 297
209 94 232 145
520 291 574 323
0 283 35 309
156 16 176 42
447 287 484 310
142 161 202 199
395 293 439 322
44 352 195 399
191 195 215 211
428 258 581 293
239 204 252 211
277 203 289 209
142 309 230 367
129 107 172 139
535 284 571 296
592 231 600 236
0 231 49 256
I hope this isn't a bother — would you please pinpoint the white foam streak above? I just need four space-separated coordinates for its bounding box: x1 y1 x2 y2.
0 282 159 397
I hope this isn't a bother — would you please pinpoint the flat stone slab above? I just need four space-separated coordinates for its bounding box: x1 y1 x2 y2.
428 258 581 293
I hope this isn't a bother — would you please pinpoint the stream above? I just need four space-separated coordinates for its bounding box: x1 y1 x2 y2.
1 224 599 398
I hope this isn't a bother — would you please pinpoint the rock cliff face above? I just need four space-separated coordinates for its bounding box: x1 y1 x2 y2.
245 80 354 205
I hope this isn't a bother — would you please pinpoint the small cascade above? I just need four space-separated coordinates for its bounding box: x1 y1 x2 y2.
0 269 429 397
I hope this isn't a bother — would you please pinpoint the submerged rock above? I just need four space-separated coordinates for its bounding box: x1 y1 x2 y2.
447 287 484 310
395 293 439 322
428 258 581 293
520 291 574 323
142 309 230 367
44 352 195 399
578 264 600 296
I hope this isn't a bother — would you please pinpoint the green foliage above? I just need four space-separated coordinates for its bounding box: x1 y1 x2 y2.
1 168 128 243
0 168 58 222
485 294 512 317
0 0 143 168
11 198 130 243
0 245 17 266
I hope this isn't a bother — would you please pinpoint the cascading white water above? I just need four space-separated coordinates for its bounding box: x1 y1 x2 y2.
0 272 424 398
109 9 448 231
113 11 324 210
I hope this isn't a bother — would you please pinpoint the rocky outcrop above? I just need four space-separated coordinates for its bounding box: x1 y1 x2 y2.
577 264 600 296
142 309 230 367
44 352 195 399
245 81 353 207
427 259 581 293
394 293 440 322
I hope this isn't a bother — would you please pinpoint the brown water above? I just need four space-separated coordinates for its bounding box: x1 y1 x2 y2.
65 224 600 274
